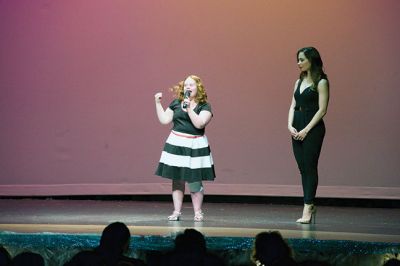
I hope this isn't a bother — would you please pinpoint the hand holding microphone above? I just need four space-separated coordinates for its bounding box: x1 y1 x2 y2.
154 92 162 103
182 90 191 109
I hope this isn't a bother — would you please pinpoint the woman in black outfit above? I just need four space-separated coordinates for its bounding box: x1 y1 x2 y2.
288 47 329 224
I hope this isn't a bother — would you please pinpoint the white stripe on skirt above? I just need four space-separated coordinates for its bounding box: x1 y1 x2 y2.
160 131 214 169
159 151 214 169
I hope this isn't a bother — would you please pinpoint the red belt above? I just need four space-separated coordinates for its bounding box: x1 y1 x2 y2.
172 131 203 139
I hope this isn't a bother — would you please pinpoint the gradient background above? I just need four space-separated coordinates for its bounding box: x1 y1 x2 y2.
1 0 399 198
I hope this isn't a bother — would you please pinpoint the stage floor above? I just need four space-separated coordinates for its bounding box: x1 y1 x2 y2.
0 198 399 243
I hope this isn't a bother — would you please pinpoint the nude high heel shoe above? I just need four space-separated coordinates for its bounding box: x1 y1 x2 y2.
296 204 316 224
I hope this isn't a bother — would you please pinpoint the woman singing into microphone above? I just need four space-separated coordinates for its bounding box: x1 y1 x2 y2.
154 75 215 222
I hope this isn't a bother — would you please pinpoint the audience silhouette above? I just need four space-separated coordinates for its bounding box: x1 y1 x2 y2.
0 246 12 266
297 260 331 266
160 228 224 266
251 231 297 266
384 259 400 266
12 251 45 266
64 250 103 266
94 222 145 266
2 223 397 266
64 221 145 266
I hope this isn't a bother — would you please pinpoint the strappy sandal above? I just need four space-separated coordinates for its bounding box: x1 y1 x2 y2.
168 211 181 221
194 211 204 222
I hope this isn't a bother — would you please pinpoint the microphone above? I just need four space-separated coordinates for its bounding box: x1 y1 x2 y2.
182 90 191 108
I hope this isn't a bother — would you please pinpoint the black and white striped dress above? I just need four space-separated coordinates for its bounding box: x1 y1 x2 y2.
155 99 215 182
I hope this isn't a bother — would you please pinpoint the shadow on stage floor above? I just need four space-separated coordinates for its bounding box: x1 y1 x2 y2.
0 196 399 265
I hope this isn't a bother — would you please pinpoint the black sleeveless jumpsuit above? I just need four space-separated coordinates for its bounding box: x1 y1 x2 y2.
292 79 325 204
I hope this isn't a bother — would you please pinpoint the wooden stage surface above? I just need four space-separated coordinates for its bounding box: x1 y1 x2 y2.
0 198 399 243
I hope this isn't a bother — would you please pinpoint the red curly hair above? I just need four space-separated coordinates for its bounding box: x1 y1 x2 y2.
170 75 208 104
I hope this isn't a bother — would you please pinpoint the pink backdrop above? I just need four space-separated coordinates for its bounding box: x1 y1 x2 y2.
1 1 399 198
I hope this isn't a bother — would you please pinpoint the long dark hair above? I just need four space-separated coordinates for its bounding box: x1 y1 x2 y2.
96 222 131 265
297 47 328 90
252 231 293 266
